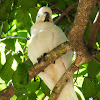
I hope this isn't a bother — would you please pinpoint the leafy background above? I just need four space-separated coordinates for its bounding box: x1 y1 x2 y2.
0 0 100 100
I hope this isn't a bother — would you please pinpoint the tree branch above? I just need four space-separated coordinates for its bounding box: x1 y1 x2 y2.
29 41 71 80
69 0 94 62
87 10 100 48
54 2 78 25
54 13 65 25
0 84 16 100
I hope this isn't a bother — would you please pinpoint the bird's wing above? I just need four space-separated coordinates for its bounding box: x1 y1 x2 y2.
28 22 67 64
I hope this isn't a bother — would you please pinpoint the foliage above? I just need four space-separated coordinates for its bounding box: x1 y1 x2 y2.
0 0 100 100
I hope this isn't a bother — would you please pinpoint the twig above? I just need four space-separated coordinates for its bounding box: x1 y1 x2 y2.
0 22 4 38
25 57 30 64
85 76 97 80
64 24 68 34
0 36 30 41
74 68 79 83
52 9 62 14
42 90 50 100
63 1 78 15
35 7 40 10
23 45 27 53
93 57 100 64
6 36 30 40
54 2 78 24
65 15 72 24
54 13 65 24
87 10 100 48
92 0 98 12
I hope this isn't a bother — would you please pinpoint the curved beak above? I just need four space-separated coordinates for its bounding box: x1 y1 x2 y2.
43 12 51 22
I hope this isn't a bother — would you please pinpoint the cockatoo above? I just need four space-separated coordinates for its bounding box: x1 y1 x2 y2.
28 7 78 100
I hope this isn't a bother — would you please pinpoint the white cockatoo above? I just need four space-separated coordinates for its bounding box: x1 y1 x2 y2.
28 7 78 100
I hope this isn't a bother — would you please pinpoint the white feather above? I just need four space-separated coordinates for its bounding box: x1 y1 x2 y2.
28 7 78 100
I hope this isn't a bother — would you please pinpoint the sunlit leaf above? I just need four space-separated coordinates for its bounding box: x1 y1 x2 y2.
40 80 49 94
16 8 31 29
29 8 38 23
3 39 15 51
0 53 14 83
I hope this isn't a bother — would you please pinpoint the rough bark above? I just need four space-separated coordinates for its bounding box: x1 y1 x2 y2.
0 85 16 100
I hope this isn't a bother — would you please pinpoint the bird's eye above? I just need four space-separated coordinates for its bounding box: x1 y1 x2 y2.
38 16 40 18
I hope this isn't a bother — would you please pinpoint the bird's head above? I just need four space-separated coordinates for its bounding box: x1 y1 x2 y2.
36 7 52 22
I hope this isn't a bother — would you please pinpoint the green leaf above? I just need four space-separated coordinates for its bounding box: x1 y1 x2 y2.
87 59 100 77
36 88 45 100
40 80 49 94
76 92 82 100
17 0 37 10
26 60 33 70
12 63 29 91
8 10 16 23
82 78 96 99
3 39 15 51
27 92 37 100
15 77 40 100
55 0 66 9
3 20 9 34
0 53 14 83
47 0 58 3
55 16 68 31
0 3 7 21
13 51 23 63
96 72 100 83
17 31 27 44
27 80 40 93
16 91 27 100
16 8 31 29
0 0 12 21
64 0 75 6
90 7 98 22
29 8 38 23
11 95 17 100
96 28 100 46
0 52 3 71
